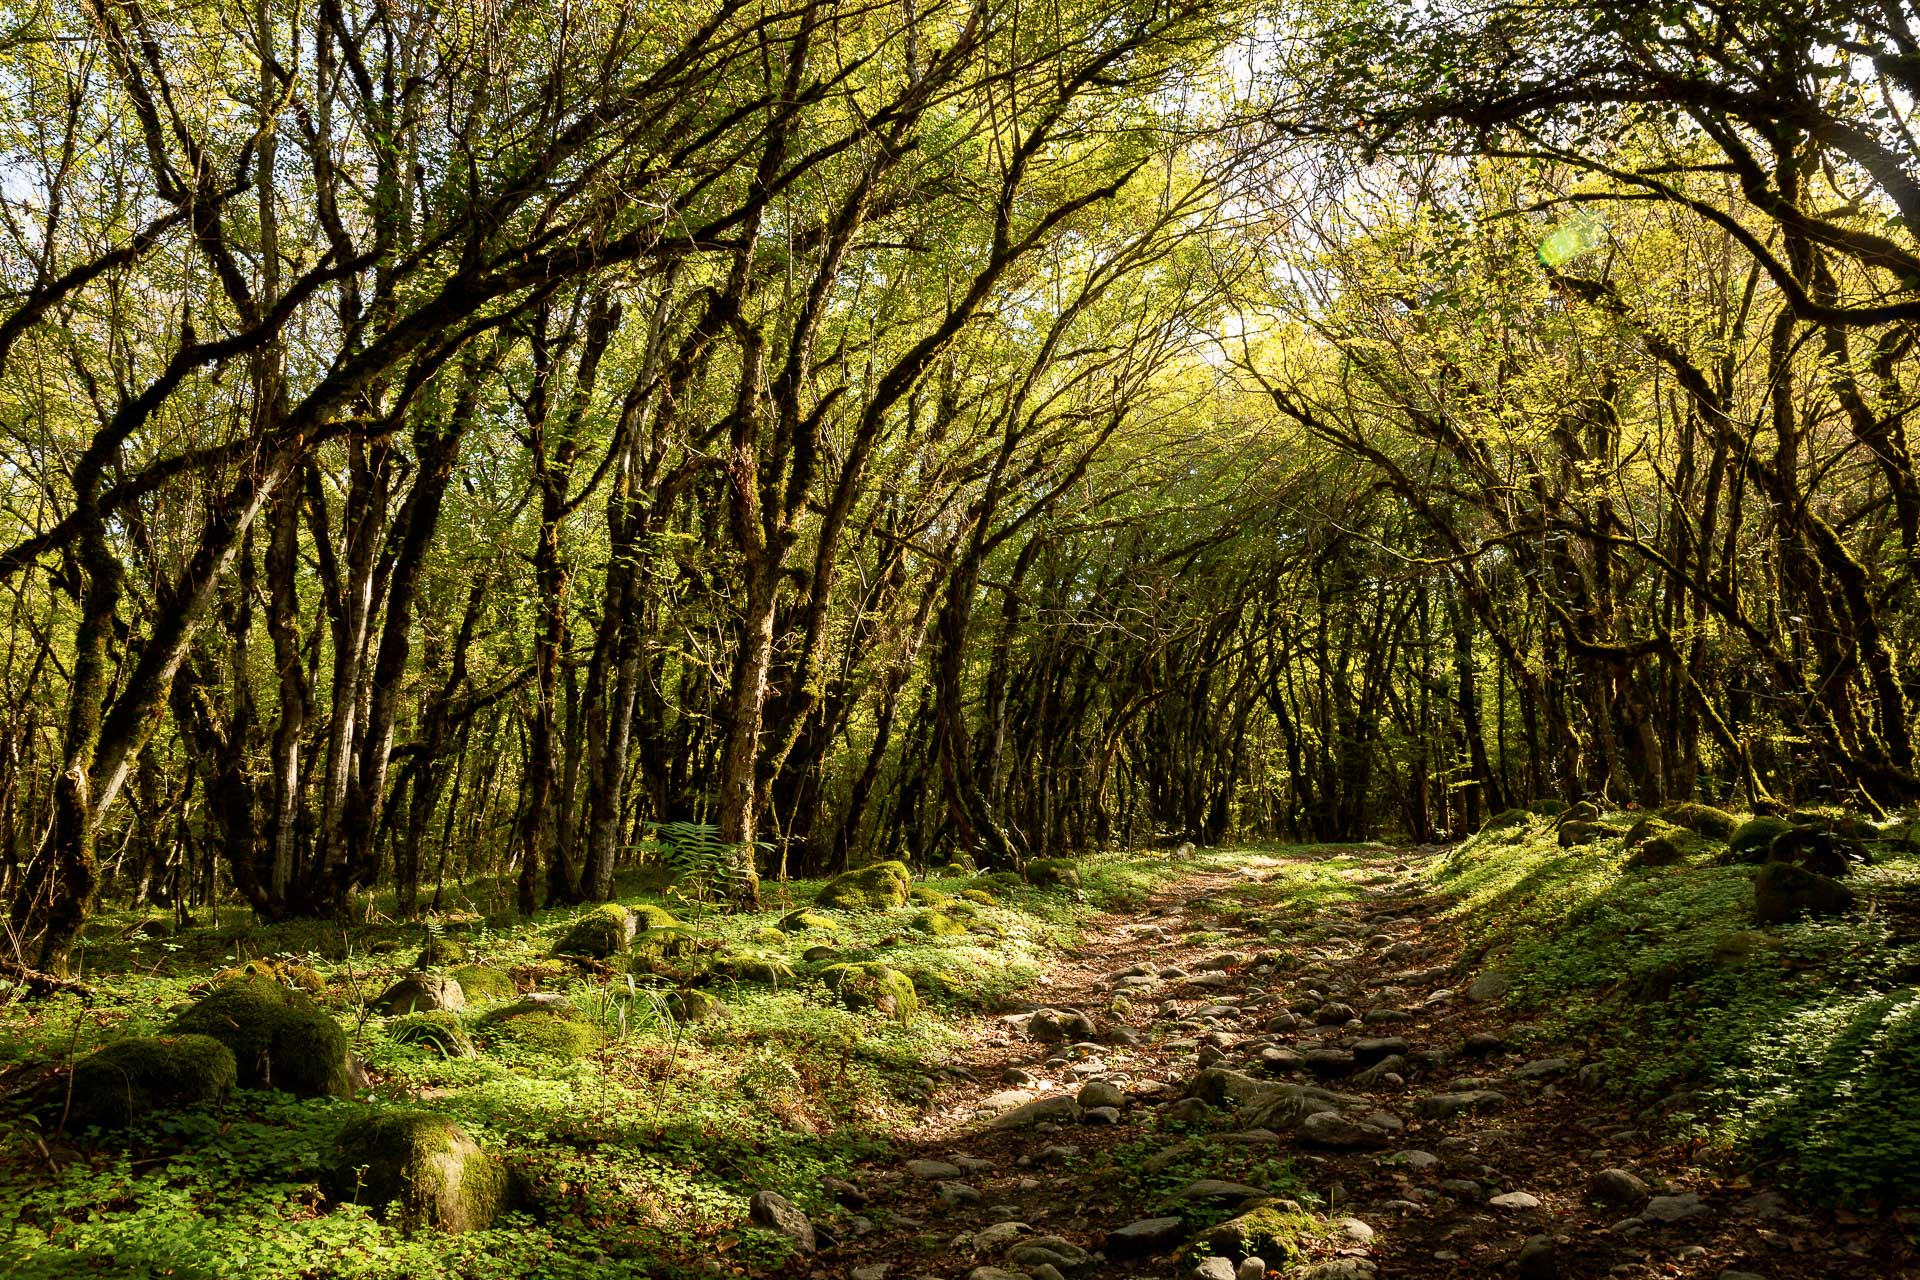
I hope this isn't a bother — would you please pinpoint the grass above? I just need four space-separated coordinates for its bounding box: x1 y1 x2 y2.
0 847 1233 1279
1431 811 1920 1208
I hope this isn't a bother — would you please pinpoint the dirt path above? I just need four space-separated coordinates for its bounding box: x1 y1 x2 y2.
799 848 1915 1280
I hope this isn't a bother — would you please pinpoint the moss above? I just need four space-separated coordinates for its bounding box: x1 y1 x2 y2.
1527 798 1569 817
1192 1202 1316 1264
210 958 327 995
1624 814 1680 847
909 886 956 908
329 1107 511 1233
1558 820 1624 848
800 944 840 965
819 962 918 1024
935 862 974 877
167 975 352 1097
483 1006 597 1058
552 903 633 959
67 1034 238 1130
960 888 998 906
1630 828 1721 868
710 951 795 984
909 909 969 937
1655 802 1739 841
777 908 839 934
447 964 516 1003
1729 815 1796 862
387 1011 476 1058
414 935 469 968
630 903 695 961
1025 858 1081 889
1482 807 1534 831
746 927 788 947
970 871 1024 892
816 860 912 910
375 973 465 1015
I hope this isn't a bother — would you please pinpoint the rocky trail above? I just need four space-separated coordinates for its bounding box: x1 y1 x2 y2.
763 848 1914 1280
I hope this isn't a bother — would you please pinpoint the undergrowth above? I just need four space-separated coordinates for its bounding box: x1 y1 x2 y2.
1433 814 1920 1207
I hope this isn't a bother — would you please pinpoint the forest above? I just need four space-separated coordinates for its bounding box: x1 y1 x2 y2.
0 1 1917 1278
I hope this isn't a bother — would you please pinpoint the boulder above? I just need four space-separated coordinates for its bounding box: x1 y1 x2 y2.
910 908 970 937
328 1108 512 1232
665 989 727 1022
631 904 696 962
1185 1068 1364 1131
749 1190 816 1252
67 1034 237 1129
1629 827 1720 868
709 951 796 984
816 861 912 910
1753 862 1855 925
1190 1202 1314 1264
778 908 839 934
1024 858 1081 890
1727 816 1795 862
820 962 918 1022
1654 802 1739 841
1028 1008 1098 1043
387 1010 476 1058
552 903 635 958
1105 1216 1184 1258
1558 821 1623 848
167 976 352 1097
375 973 465 1015
991 1094 1082 1128
1466 971 1513 1003
478 999 598 1057
447 964 516 1003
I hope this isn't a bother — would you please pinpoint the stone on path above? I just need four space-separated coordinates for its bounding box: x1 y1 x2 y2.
906 1158 961 1180
1192 1259 1237 1280
1077 1079 1125 1109
991 1094 1081 1128
972 1221 1030 1252
1490 1190 1542 1210
748 1189 815 1252
1514 1234 1559 1279
1414 1088 1508 1119
1587 1168 1648 1204
1105 1216 1185 1257
1641 1192 1708 1223
1466 970 1513 1002
1299 1110 1394 1149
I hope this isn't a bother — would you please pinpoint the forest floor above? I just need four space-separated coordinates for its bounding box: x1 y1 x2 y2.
818 847 1917 1280
2 823 1917 1279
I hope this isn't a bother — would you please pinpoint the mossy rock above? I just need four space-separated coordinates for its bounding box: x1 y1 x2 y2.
816 861 912 911
414 935 469 969
1189 1202 1316 1264
746 927 789 947
666 989 727 1022
552 904 634 959
819 962 918 1023
1728 815 1796 862
960 888 998 907
387 1011 476 1058
1629 828 1720 868
1526 798 1569 817
67 1034 237 1130
329 1108 511 1233
210 958 327 995
1557 820 1623 849
935 862 974 878
447 965 516 1003
1024 858 1081 889
1754 861 1856 925
969 871 1023 892
909 909 970 937
1559 800 1602 825
710 951 796 985
130 918 173 940
1482 808 1533 831
909 886 956 908
631 903 696 961
1623 814 1679 847
800 944 841 965
167 976 352 1097
486 1009 597 1059
1654 802 1739 841
374 973 465 1016
778 908 840 934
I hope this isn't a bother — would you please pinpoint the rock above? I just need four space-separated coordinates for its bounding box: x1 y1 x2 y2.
1081 1105 1121 1124
1513 1057 1571 1080
1191 1202 1312 1264
991 1094 1082 1128
1387 1149 1441 1170
1177 1178 1271 1203
820 962 919 1022
936 1181 982 1206
1299 1111 1393 1149
447 964 515 1003
1716 1273 1765 1280
552 903 636 958
1200 952 1247 971
853 1266 890 1280
822 1175 865 1206
1235 1260 1265 1280
1105 1216 1185 1257
1490 1191 1541 1210
1025 859 1082 889
817 860 912 910
1077 1080 1125 1109
1465 971 1513 1003
1302 1048 1357 1076
387 1010 476 1058
1462 1031 1506 1055
1588 1168 1648 1205
748 1189 816 1252
1362 1008 1411 1024
974 1221 1030 1252
1515 1233 1558 1279
967 1268 1030 1280
1028 1008 1098 1043
1002 1067 1039 1086
1415 1089 1508 1120
1005 1235 1095 1277
1161 1096 1212 1123
1313 1002 1357 1024
1296 1263 1376 1280
1192 1259 1237 1280
983 1088 1038 1111
907 1158 963 1181
1641 1192 1708 1223
68 1034 238 1129
1733 1190 1788 1218
1332 1217 1375 1243
1753 862 1854 924
1351 1054 1409 1087
375 973 466 1015
1352 1036 1410 1063
166 976 353 1097
1258 1047 1306 1073
328 1107 512 1232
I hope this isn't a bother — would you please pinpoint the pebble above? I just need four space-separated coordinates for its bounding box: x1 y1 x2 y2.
1641 1191 1708 1223
1192 1259 1236 1280
971 1222 1030 1252
1588 1168 1648 1204
1077 1080 1125 1109
1490 1191 1542 1211
1236 1260 1266 1280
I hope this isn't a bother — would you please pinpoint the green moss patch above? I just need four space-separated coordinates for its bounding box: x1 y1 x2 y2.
552 904 634 959
815 861 911 910
329 1107 511 1232
387 1011 476 1059
167 975 351 1097
819 962 918 1023
1025 858 1081 889
447 964 516 1003
67 1034 238 1130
